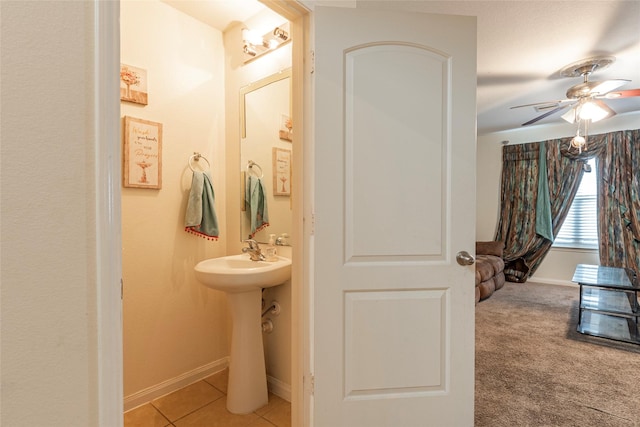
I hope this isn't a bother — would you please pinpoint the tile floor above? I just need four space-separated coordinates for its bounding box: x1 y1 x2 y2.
124 369 291 427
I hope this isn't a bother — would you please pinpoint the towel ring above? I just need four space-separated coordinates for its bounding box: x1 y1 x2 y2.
189 152 210 172
247 160 264 179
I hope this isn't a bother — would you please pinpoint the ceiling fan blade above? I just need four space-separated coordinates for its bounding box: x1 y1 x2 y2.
566 79 631 98
590 79 630 94
510 99 574 109
521 103 573 126
603 88 640 99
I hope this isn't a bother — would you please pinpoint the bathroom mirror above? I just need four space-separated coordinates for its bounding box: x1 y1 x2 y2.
240 69 292 244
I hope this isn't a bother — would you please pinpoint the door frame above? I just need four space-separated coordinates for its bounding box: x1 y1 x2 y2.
95 1 124 426
260 4 312 425
95 1 310 426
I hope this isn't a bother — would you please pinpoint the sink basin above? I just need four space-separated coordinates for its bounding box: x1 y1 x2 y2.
194 254 291 293
193 253 292 414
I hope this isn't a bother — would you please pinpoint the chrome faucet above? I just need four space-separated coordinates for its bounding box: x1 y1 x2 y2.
242 239 265 261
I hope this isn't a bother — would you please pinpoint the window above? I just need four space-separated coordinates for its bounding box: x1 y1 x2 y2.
553 158 598 249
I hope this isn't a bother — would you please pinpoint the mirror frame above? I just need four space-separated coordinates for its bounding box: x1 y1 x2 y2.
240 68 292 139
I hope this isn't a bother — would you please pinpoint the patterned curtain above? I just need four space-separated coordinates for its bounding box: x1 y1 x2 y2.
495 137 603 278
597 129 640 277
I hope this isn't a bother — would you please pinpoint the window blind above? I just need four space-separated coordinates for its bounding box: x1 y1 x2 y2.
553 158 598 249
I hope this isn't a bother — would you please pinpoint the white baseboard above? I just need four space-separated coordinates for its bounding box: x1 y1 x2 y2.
123 357 229 412
527 277 578 287
267 375 291 402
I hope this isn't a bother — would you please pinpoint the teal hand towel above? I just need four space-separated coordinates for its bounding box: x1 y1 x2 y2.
245 175 269 238
535 143 554 241
185 171 219 240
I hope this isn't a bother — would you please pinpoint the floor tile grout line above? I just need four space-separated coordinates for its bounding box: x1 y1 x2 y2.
152 394 226 424
160 400 285 427
127 372 290 427
128 398 288 427
258 415 278 427
148 379 225 423
142 401 173 426
151 385 281 426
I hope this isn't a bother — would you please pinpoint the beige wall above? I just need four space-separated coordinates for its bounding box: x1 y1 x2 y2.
0 2 102 425
476 113 640 284
224 10 294 398
120 0 229 402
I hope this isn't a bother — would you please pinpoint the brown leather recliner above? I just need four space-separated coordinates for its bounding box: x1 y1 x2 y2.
475 241 506 303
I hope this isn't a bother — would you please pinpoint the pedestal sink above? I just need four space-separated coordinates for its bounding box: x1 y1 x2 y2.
194 254 291 414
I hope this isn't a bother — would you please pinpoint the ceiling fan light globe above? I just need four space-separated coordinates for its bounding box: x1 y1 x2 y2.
578 101 609 122
561 108 577 123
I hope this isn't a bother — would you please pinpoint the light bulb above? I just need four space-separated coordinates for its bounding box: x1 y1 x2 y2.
266 39 279 49
241 28 263 46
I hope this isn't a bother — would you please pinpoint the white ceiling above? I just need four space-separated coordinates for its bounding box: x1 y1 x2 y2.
162 0 267 31
162 0 640 136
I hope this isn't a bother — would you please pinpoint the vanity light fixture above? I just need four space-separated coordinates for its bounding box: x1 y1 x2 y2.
243 44 257 57
241 22 291 62
273 27 289 41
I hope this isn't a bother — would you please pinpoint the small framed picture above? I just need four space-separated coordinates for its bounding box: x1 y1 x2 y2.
273 147 291 196
120 64 148 105
279 114 292 141
123 116 162 189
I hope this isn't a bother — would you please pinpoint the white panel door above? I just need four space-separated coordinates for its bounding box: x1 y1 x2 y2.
312 5 477 426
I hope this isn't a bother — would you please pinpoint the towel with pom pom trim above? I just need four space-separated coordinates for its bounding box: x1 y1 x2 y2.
185 171 219 240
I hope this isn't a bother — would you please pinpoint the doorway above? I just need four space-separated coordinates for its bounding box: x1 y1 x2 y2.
112 4 306 424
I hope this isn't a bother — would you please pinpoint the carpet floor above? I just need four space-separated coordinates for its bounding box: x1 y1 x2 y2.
475 281 640 427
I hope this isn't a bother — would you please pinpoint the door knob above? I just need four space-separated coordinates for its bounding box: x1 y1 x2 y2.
456 251 475 266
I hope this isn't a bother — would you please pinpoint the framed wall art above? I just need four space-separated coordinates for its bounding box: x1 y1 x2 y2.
279 114 292 141
120 64 148 105
123 116 162 189
273 147 291 196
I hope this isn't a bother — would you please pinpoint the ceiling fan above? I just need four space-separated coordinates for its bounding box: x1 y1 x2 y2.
511 56 640 126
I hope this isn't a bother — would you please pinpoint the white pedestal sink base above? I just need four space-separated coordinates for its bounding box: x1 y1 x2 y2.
193 254 291 413
226 289 268 414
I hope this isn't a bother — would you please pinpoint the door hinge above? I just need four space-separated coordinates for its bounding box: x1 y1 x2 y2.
311 212 315 236
120 278 124 300
310 50 315 74
306 374 315 395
